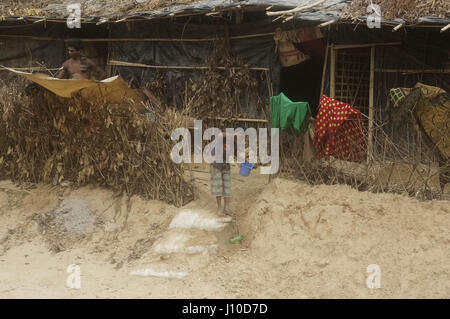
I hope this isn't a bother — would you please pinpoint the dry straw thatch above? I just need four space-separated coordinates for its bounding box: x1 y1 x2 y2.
341 0 450 22
0 0 200 18
0 77 194 206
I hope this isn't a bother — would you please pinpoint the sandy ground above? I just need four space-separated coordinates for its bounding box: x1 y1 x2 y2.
0 164 449 299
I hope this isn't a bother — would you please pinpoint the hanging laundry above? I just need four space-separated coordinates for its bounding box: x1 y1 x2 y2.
313 95 366 162
270 93 310 134
390 83 449 160
389 87 413 107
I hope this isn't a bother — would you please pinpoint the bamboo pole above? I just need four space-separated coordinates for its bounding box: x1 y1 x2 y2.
106 26 112 77
205 116 268 123
367 46 375 165
333 42 401 49
440 23 450 33
108 60 270 71
375 68 450 74
392 23 405 32
330 44 336 98
0 66 59 71
185 79 196 199
318 18 339 28
0 32 275 42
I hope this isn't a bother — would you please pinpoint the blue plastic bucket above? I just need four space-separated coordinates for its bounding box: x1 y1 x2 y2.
239 162 254 177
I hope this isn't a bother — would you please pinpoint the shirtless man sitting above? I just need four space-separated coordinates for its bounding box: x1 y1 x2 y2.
55 38 106 80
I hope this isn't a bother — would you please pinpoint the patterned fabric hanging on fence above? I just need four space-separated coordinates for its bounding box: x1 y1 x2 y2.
313 95 366 162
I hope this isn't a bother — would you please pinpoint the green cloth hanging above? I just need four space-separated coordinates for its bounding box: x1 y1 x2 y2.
270 93 310 134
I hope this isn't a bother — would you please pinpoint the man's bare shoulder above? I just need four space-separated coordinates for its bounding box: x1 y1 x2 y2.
61 59 72 67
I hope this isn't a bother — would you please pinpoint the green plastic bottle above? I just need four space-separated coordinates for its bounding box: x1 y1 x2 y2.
229 235 244 244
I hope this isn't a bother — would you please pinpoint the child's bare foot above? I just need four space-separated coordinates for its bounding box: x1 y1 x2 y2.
222 209 233 217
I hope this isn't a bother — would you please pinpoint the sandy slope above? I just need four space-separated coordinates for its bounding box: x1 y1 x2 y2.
0 167 449 298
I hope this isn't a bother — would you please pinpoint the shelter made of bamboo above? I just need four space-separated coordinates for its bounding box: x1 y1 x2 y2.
0 0 449 199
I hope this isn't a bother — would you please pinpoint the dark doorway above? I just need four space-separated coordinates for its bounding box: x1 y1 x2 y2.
279 39 325 117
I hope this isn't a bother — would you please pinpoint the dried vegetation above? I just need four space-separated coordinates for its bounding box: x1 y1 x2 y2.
0 77 194 206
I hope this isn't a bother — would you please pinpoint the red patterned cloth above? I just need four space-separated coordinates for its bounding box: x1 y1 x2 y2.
313 95 366 162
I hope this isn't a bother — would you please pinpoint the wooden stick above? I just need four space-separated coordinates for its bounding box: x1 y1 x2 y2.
367 46 375 165
318 18 339 28
96 19 109 25
264 69 273 120
272 15 286 23
392 23 404 32
0 33 275 42
375 68 450 74
108 60 269 71
205 116 268 123
115 17 127 23
0 66 60 72
267 0 326 16
205 11 222 16
184 80 188 108
333 42 401 49
330 44 336 99
440 23 450 33
0 34 60 41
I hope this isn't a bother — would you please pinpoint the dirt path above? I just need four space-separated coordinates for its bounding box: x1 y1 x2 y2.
0 166 449 298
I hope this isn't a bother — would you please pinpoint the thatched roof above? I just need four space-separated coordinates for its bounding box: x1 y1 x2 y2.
341 0 450 24
0 0 196 18
0 0 448 25
0 0 345 22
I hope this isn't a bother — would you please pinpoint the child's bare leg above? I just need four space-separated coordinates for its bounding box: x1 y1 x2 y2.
223 197 232 215
216 196 222 213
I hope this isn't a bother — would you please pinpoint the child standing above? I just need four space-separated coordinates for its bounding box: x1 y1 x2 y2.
210 130 232 216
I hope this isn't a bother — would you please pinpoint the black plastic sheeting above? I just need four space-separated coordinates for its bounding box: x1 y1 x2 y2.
0 21 108 67
109 20 282 99
325 24 450 69
110 36 276 68
110 36 280 118
0 39 64 67
323 24 450 100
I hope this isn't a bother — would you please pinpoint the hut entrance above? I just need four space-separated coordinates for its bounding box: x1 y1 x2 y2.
279 39 326 117
279 56 324 117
